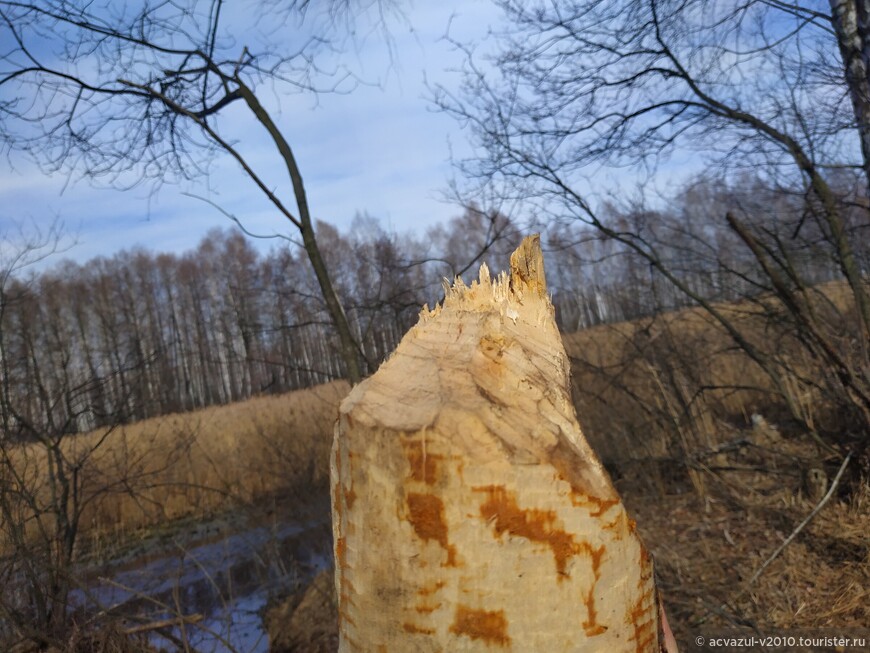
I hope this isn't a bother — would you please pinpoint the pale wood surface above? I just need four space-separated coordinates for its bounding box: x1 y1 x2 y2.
331 235 659 652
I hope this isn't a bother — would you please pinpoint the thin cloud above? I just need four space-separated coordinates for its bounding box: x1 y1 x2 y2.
0 1 503 264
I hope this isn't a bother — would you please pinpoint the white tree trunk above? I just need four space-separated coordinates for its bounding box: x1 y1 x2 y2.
331 235 660 652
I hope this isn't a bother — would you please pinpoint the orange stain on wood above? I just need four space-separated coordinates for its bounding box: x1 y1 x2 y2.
343 485 357 510
582 594 606 636
476 485 577 577
581 544 606 637
628 548 657 652
416 580 446 596
406 492 457 566
402 439 442 485
628 589 656 652
332 450 343 538
449 605 510 647
568 490 619 517
475 484 609 636
403 622 435 635
332 445 351 626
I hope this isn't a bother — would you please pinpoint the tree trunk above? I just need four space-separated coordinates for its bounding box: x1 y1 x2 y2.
331 235 661 652
830 0 870 197
235 80 362 385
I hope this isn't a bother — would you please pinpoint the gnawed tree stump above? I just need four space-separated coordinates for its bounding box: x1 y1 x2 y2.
331 235 660 652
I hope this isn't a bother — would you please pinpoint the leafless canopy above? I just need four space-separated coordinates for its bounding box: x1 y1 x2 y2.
439 1 859 189
0 0 401 183
1 0 401 385
435 0 870 459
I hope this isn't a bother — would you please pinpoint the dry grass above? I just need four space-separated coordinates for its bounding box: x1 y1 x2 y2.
560 281 868 648
563 280 860 475
3 380 349 554
625 434 870 649
564 305 767 489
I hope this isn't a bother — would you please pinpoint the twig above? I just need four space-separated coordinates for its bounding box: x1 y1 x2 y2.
746 452 852 586
122 613 203 635
689 437 751 460
693 452 853 630
181 192 301 246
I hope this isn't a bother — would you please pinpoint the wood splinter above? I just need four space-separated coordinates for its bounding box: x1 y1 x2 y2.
331 234 662 652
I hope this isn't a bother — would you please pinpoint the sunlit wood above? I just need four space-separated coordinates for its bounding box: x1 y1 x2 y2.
331 235 659 652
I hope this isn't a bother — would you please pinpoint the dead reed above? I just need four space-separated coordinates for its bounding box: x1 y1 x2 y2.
2 380 349 554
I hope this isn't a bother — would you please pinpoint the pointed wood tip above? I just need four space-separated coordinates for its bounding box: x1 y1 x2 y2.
417 234 551 324
509 234 547 297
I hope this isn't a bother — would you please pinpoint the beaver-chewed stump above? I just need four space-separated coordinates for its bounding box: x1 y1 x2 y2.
331 235 660 652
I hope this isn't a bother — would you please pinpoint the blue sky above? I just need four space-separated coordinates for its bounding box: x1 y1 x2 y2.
0 1 504 264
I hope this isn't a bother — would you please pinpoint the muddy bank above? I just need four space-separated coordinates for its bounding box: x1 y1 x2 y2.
265 568 338 653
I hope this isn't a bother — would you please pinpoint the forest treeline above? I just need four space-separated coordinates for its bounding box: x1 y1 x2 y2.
2 175 865 437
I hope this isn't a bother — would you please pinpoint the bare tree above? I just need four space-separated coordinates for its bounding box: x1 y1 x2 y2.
0 0 402 384
0 224 101 644
435 0 870 462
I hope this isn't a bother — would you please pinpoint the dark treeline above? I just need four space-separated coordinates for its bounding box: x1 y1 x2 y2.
1 208 520 435
2 175 865 437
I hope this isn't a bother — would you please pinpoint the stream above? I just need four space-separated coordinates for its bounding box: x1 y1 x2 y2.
74 499 333 652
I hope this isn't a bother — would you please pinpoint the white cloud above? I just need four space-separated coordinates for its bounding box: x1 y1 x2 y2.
10 0 690 269
0 0 504 265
